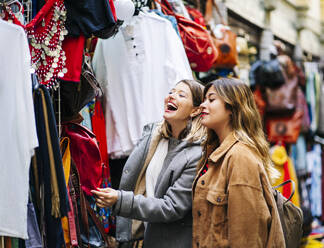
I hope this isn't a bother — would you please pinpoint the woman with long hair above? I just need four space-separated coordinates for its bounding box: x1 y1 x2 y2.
92 80 206 248
192 78 285 247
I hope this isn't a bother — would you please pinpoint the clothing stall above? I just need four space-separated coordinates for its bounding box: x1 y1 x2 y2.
2 0 324 247
0 0 213 247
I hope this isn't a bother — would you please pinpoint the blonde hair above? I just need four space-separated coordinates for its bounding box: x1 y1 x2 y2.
204 78 278 181
160 79 206 143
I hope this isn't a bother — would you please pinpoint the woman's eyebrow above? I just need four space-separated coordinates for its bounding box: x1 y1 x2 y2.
207 93 217 97
179 90 188 95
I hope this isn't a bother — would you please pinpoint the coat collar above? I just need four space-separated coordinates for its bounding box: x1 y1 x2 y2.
208 132 239 163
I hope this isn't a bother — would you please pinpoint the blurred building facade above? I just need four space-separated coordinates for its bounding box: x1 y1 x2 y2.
222 0 324 60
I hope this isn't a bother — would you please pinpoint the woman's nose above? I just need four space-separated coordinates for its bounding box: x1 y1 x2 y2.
200 100 207 108
169 92 176 99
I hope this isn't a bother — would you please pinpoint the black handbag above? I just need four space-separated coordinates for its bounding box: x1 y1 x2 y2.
250 59 286 88
60 54 103 122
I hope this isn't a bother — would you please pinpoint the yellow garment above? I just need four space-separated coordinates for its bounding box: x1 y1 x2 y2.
60 138 71 247
60 137 71 186
271 145 301 207
300 236 324 248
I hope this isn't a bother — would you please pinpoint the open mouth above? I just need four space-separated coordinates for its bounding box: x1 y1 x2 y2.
167 102 178 111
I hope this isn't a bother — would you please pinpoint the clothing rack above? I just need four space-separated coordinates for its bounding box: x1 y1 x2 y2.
0 0 32 23
22 0 32 23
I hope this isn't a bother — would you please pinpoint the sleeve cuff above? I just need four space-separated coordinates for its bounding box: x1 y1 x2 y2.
112 190 122 215
112 190 134 217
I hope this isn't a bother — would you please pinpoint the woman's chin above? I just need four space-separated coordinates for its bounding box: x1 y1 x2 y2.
201 119 210 128
163 112 173 121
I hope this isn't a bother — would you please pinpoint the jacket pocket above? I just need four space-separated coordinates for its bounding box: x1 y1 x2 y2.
206 191 228 225
206 191 229 244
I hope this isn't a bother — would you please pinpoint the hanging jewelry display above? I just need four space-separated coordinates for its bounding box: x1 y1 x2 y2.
2 0 68 88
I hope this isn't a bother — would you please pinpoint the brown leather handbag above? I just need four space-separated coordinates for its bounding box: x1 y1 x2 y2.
265 73 298 116
204 0 238 69
266 110 303 144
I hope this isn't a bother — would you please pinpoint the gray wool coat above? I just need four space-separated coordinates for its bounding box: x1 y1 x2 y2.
113 123 203 248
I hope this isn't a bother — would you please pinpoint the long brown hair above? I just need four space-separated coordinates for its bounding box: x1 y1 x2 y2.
204 78 278 181
160 79 206 143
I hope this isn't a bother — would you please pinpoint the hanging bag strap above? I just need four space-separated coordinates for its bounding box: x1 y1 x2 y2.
213 0 226 25
70 158 90 248
84 198 111 247
273 179 296 204
204 0 226 26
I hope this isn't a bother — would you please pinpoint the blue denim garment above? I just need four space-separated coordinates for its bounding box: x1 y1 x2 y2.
25 203 42 248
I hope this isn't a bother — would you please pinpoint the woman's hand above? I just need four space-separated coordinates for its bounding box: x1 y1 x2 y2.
91 187 119 208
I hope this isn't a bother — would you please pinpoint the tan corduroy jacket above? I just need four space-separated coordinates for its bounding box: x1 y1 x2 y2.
192 133 285 248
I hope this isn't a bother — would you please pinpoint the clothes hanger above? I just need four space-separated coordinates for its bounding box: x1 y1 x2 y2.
0 0 23 21
5 0 23 13
133 0 148 15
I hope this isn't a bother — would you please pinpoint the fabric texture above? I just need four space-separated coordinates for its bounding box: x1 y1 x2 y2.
114 123 202 248
0 20 38 239
291 135 307 174
307 144 322 217
33 85 69 248
25 203 43 248
145 138 169 198
150 9 179 36
92 11 193 158
305 62 320 133
61 35 85 83
192 133 285 248
64 0 117 38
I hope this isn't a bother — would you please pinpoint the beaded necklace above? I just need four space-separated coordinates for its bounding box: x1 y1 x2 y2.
3 0 68 88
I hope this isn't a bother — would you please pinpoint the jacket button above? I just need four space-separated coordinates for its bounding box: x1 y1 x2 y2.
124 169 128 174
197 211 201 217
217 197 222 202
201 180 205 185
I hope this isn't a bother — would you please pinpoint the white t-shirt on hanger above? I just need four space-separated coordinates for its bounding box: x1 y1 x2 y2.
0 19 38 239
92 11 193 158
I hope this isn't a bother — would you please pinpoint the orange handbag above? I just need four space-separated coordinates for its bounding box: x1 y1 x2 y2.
266 110 303 144
204 0 238 69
